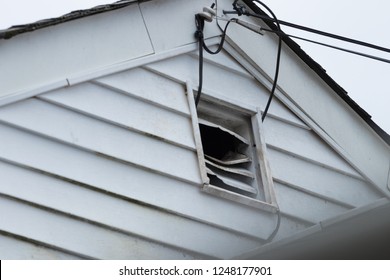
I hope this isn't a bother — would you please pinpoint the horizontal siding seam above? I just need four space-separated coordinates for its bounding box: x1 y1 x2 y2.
143 65 187 85
267 144 365 181
0 120 201 186
273 177 355 209
264 114 311 131
187 52 255 80
0 229 93 260
35 95 197 152
0 157 193 218
278 211 316 227
0 193 215 260
91 80 191 118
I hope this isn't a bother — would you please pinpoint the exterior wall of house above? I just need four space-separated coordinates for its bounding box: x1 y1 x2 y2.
0 48 383 259
0 0 387 259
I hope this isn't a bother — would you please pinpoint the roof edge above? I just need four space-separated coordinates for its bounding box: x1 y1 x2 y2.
0 0 137 40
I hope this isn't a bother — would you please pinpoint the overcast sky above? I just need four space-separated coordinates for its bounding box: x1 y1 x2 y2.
0 0 389 135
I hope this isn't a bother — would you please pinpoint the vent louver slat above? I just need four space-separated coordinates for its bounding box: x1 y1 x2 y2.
205 159 254 178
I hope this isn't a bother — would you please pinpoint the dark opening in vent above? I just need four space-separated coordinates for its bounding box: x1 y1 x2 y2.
199 119 257 197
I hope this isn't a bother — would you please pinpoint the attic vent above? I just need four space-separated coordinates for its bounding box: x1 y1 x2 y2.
186 84 277 210
199 119 258 198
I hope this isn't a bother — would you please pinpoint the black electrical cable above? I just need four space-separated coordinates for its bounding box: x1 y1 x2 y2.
203 19 235 55
261 27 390 64
291 35 390 64
195 14 205 107
241 7 390 54
265 209 281 243
247 1 282 123
195 11 236 106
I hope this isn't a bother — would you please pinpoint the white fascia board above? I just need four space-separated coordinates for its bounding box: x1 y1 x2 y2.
218 0 390 193
234 197 390 259
0 37 220 108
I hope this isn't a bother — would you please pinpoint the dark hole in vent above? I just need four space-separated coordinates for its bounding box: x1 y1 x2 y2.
199 123 240 159
199 121 257 197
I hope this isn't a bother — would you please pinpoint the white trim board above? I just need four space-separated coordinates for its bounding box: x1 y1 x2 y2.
0 38 220 109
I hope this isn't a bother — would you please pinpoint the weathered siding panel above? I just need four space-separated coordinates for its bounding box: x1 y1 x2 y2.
0 196 202 259
274 182 352 223
39 83 196 150
268 148 382 207
0 157 308 240
0 122 199 188
0 159 262 259
0 98 200 184
0 234 83 260
95 68 191 116
263 117 364 178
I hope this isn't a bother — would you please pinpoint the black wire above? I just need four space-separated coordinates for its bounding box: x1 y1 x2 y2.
195 14 205 107
196 34 204 107
203 19 235 55
249 1 282 123
195 11 236 107
265 209 281 243
245 12 390 54
262 27 390 64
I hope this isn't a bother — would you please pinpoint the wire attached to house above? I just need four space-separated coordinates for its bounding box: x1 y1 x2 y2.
265 208 281 243
261 27 390 64
246 1 282 122
240 9 390 55
194 5 236 107
195 14 205 107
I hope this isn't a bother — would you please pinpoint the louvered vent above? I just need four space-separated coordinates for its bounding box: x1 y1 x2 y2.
199 119 258 198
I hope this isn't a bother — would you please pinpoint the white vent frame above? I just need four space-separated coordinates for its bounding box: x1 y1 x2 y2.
186 81 277 212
